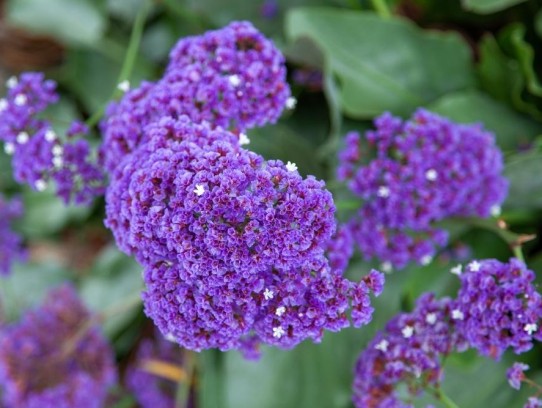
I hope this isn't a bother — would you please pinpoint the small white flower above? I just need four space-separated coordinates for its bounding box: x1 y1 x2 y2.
377 186 390 198
228 74 241 87
164 333 177 342
425 169 438 181
52 145 63 156
44 129 56 142
275 306 286 317
286 161 298 172
375 339 389 352
402 325 414 338
52 156 63 168
263 288 274 300
420 255 433 266
117 80 130 92
469 260 482 272
273 326 285 339
425 313 437 325
188 70 200 82
0 98 7 112
285 97 297 110
490 205 501 217
238 133 250 146
451 264 463 276
4 142 15 155
14 94 27 106
524 323 538 335
16 132 29 144
451 309 464 320
194 184 205 196
35 179 47 192
380 261 393 273
6 76 18 89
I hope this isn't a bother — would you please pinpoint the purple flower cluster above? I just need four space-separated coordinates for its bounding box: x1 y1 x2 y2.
100 21 291 174
0 73 105 204
353 293 466 408
0 195 25 275
453 258 542 359
105 116 384 353
336 109 508 269
126 334 183 408
0 285 117 407
506 363 542 408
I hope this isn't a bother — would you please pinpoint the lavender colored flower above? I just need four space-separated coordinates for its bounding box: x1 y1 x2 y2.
526 398 542 408
0 195 25 276
0 285 117 408
507 362 529 390
126 334 183 408
325 224 355 274
100 21 291 173
143 258 384 353
453 258 542 360
0 73 105 204
336 109 508 269
352 293 467 408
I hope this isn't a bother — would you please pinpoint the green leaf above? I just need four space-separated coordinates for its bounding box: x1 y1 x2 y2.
285 8 474 118
503 151 542 209
461 0 527 14
428 89 542 151
6 0 106 46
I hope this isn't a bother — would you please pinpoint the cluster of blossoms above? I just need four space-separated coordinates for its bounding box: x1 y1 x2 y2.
336 109 508 269
353 258 542 407
106 116 384 354
353 293 466 407
452 258 542 359
0 194 25 275
0 285 116 407
99 21 291 174
507 363 542 407
0 73 105 204
126 333 183 408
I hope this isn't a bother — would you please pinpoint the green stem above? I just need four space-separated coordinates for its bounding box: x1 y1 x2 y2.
175 351 196 408
513 245 526 263
370 0 392 18
85 1 151 128
432 387 460 408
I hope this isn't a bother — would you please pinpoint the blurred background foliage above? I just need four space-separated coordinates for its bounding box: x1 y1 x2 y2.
2 0 542 406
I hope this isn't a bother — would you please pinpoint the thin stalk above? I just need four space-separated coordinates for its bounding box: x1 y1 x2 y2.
85 0 151 128
431 387 460 408
370 0 392 18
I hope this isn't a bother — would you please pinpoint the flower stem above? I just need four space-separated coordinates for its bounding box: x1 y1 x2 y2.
370 0 392 18
513 244 526 263
85 0 151 128
432 387 460 408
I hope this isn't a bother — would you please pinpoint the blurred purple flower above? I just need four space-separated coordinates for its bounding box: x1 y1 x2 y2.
507 362 529 390
0 285 117 407
0 194 25 276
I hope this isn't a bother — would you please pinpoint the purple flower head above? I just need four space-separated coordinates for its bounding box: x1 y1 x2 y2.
526 398 542 408
325 224 355 274
452 258 542 360
507 362 529 390
352 293 466 408
0 195 25 276
0 73 105 204
106 116 335 275
126 333 183 408
100 21 291 174
143 258 384 353
337 109 508 269
0 285 117 408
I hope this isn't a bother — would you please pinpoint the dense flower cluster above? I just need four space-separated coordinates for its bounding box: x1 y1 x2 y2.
0 194 25 275
126 334 183 408
0 73 105 204
105 116 384 353
100 21 291 173
0 285 117 407
352 293 466 407
336 109 508 269
453 258 542 359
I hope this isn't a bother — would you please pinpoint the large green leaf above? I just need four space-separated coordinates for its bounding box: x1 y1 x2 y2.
429 89 542 151
286 8 474 118
503 151 542 209
461 0 527 14
6 0 106 46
